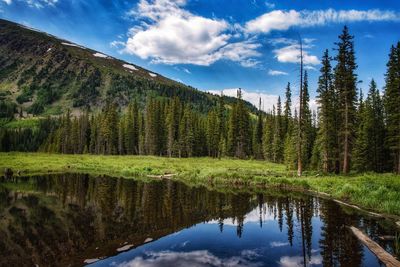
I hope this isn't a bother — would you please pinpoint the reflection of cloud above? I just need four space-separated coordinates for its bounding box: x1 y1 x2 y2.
181 241 189 247
115 250 262 267
270 241 289 248
207 207 275 226
279 254 322 267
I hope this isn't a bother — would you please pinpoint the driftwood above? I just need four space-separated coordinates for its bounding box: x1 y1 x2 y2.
146 174 176 179
348 226 400 267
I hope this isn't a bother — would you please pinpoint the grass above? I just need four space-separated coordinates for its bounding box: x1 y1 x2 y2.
1 118 40 129
1 152 400 217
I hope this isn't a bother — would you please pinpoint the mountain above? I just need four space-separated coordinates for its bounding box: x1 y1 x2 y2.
0 19 258 118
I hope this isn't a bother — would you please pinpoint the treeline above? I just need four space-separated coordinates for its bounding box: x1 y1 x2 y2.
1 26 399 174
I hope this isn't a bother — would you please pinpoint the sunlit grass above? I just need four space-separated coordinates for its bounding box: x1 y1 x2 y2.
1 152 399 216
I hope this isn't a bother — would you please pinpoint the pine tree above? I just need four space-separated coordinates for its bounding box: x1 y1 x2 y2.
334 26 358 174
283 82 292 138
301 71 313 168
316 49 338 172
253 98 264 159
227 89 252 158
166 97 181 157
384 42 400 174
118 116 126 155
207 109 219 157
355 80 387 172
217 93 226 158
353 90 369 171
272 96 283 162
125 100 139 154
284 110 298 172
178 105 195 157
262 110 274 161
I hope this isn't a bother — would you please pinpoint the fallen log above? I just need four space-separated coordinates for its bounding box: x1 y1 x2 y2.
146 174 176 179
334 199 383 218
348 226 400 267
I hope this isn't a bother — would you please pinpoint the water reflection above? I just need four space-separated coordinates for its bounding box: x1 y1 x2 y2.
0 173 396 267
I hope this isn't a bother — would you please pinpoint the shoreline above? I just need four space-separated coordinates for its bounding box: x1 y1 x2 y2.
1 152 400 220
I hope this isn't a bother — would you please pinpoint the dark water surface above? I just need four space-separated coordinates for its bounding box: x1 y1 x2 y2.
0 173 398 267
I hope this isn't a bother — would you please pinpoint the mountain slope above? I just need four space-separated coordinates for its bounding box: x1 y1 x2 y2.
0 19 258 117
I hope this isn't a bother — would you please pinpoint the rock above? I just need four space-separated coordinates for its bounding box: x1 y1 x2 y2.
84 258 100 264
144 237 153 243
116 244 133 252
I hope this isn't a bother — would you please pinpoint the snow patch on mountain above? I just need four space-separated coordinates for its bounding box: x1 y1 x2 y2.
123 64 138 71
93 52 108 58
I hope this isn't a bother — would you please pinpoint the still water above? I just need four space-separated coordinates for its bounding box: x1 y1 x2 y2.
0 173 398 267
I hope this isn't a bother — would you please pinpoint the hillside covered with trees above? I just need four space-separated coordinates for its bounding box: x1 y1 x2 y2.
0 19 257 117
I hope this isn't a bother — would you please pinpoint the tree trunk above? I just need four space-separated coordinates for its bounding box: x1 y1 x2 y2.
343 100 349 174
297 36 303 177
323 150 328 173
397 149 400 174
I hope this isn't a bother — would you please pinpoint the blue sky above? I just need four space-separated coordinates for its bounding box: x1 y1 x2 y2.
1 0 400 109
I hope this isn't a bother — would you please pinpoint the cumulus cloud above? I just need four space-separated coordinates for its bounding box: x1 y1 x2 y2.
269 38 319 65
123 0 261 67
115 250 263 267
273 44 320 65
207 207 275 226
268 69 288 76
118 4 399 68
245 9 400 34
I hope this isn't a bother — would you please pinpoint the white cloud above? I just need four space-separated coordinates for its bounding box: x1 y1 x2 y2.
268 69 288 76
304 65 317 71
265 1 275 9
273 44 320 65
110 40 125 49
207 207 275 226
182 68 191 74
245 9 400 34
21 0 58 8
115 250 263 267
246 10 302 34
269 38 319 65
123 0 261 67
2 0 11 5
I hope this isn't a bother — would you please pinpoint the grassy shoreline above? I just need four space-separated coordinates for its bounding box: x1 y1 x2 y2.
1 152 400 217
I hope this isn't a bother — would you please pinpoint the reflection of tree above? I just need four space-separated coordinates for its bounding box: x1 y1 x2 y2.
284 197 294 246
318 200 364 267
0 174 259 266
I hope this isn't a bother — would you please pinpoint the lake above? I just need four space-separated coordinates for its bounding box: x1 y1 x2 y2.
0 173 398 267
